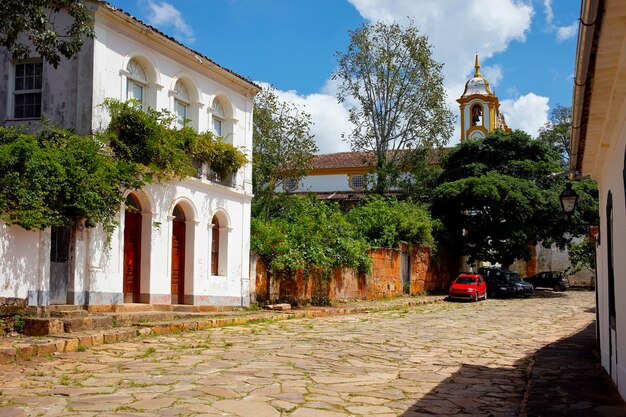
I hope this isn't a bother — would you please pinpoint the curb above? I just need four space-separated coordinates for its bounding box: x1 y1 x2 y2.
0 296 446 364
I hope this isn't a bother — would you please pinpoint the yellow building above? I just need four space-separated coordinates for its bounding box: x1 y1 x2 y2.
457 55 511 141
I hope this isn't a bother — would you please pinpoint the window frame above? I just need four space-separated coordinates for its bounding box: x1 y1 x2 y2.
173 79 191 129
348 174 366 191
12 59 44 120
125 58 149 107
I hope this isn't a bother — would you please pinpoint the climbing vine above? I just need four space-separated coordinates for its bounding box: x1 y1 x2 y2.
0 100 248 232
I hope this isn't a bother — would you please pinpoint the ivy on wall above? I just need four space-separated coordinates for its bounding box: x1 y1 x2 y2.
0 100 247 232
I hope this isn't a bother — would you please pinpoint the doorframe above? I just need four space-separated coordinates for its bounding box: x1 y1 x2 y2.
123 194 143 303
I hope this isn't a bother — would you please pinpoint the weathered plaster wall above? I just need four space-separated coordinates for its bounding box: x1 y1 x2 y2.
253 247 454 304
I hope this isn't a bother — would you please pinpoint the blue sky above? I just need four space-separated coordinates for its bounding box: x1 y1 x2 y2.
108 0 580 153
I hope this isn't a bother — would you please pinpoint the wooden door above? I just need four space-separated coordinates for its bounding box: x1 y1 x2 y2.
50 227 70 305
211 216 219 276
123 210 142 303
171 220 186 304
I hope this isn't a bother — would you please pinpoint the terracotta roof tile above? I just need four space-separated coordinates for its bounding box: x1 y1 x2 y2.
310 152 374 169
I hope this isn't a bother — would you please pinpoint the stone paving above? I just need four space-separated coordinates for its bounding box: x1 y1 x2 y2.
0 291 619 416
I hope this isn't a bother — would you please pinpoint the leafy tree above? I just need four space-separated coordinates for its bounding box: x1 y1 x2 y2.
567 237 596 275
432 130 598 268
252 86 318 218
346 196 434 248
0 0 95 68
396 147 444 202
537 104 571 166
334 21 454 194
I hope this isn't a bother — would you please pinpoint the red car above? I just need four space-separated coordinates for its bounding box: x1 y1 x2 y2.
449 274 488 301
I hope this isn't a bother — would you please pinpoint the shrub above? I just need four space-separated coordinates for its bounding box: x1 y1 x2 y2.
347 196 434 248
251 195 371 275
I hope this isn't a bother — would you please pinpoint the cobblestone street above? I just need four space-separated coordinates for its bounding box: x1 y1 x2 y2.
0 292 610 416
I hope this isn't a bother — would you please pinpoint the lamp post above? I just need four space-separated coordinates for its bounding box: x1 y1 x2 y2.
560 182 579 217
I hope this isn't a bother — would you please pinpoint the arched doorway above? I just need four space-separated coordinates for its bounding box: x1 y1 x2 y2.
171 204 186 304
123 194 142 303
211 215 220 276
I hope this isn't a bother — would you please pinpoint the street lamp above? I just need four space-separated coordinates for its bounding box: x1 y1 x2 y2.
560 182 579 216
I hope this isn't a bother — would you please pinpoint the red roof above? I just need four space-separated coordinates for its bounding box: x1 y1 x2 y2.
311 148 447 170
310 152 373 170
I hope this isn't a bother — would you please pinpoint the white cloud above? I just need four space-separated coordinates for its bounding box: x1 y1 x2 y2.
347 0 534 88
556 22 578 43
543 0 554 26
143 0 195 44
500 93 550 138
482 65 503 87
256 81 353 154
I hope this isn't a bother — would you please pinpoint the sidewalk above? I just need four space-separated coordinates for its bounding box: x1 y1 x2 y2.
521 321 626 417
0 295 446 364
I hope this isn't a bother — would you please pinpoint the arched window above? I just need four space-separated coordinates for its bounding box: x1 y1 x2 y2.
471 104 483 126
212 100 225 137
126 59 148 104
173 80 190 129
211 215 220 276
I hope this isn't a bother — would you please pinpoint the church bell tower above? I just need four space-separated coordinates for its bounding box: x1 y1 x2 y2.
457 55 510 141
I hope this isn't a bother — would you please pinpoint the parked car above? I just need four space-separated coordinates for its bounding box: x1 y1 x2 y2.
449 274 487 301
478 266 534 298
524 271 570 291
507 271 535 297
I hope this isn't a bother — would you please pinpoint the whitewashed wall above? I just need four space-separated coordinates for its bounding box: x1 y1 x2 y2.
0 5 256 306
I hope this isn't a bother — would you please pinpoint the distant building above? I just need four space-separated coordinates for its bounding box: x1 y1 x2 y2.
0 1 260 307
457 55 511 141
569 0 626 398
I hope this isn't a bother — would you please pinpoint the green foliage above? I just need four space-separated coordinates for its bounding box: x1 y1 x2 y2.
567 237 596 275
0 100 247 234
0 126 142 230
252 86 317 216
251 195 371 275
432 130 598 267
12 314 25 333
103 99 247 180
347 196 434 248
0 0 95 68
538 104 571 166
334 20 454 193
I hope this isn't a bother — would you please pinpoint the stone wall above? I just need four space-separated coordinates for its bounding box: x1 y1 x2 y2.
252 247 455 304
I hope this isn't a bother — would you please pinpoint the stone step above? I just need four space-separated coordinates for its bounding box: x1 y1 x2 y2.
47 305 84 312
104 311 180 327
23 317 64 336
50 309 89 318
62 316 114 333
87 303 156 313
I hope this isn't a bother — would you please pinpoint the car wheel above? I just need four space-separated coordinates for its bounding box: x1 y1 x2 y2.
553 284 561 292
483 292 488 301
474 293 479 302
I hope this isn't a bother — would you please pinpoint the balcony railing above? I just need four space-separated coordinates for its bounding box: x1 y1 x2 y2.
207 168 236 188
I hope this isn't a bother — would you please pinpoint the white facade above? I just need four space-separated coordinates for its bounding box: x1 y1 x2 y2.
0 3 259 306
570 0 626 399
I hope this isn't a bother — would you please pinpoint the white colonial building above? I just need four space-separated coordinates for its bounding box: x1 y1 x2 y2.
0 2 260 307
570 0 626 398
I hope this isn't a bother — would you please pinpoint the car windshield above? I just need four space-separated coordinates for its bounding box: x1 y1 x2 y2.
455 277 477 284
503 272 522 282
